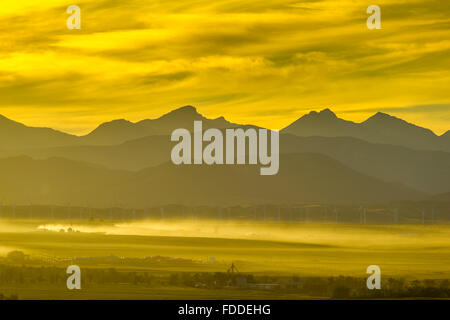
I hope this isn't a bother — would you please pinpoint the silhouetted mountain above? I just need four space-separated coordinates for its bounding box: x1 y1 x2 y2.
2 106 449 197
360 112 440 149
141 105 232 133
0 114 78 149
12 133 450 194
131 153 424 206
280 134 450 194
2 106 448 152
14 135 172 170
80 119 156 146
81 106 237 145
441 131 450 147
282 109 450 152
0 154 424 207
283 109 358 138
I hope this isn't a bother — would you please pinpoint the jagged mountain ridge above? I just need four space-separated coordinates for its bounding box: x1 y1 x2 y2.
0 106 447 205
1 106 448 151
282 108 449 152
81 106 240 145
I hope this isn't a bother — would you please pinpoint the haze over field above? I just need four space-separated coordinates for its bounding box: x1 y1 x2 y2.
1 219 450 279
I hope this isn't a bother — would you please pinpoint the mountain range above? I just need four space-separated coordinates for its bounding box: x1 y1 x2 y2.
0 106 242 149
0 106 449 207
0 154 423 207
7 132 449 195
282 109 450 152
2 106 448 151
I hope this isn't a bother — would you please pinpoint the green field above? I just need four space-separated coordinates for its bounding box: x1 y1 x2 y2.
0 219 449 299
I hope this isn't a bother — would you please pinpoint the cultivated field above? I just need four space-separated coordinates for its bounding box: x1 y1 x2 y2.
0 219 449 299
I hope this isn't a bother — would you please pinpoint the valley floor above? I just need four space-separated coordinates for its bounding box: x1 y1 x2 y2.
0 219 449 299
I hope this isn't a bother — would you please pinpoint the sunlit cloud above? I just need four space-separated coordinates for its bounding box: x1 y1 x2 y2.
0 0 448 135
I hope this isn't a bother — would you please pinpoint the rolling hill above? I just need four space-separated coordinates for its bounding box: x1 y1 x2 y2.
0 114 78 149
279 135 450 194
0 154 425 207
10 132 450 194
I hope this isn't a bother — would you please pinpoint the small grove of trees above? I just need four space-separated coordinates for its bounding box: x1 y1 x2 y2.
1 264 449 299
174 273 450 299
0 265 154 287
0 293 18 300
330 277 450 299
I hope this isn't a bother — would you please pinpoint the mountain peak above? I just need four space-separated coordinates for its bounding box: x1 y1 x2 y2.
319 108 337 118
373 112 395 119
301 108 338 121
96 119 133 128
158 105 203 121
85 119 137 141
365 112 408 124
169 105 199 115
362 111 439 141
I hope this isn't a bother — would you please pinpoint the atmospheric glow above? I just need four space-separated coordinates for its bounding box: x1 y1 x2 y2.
0 0 449 134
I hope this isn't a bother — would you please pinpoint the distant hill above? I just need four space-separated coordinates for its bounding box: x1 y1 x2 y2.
282 109 450 152
0 156 127 206
280 134 450 194
13 135 172 170
282 109 358 138
12 133 450 194
0 154 424 207
0 114 78 149
441 131 450 149
131 153 424 206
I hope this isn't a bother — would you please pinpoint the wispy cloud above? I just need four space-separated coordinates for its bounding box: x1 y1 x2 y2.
0 0 449 134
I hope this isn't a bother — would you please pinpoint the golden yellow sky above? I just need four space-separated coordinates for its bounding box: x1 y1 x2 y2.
0 0 449 135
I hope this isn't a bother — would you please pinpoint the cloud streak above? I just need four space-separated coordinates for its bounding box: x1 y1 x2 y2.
0 0 449 134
